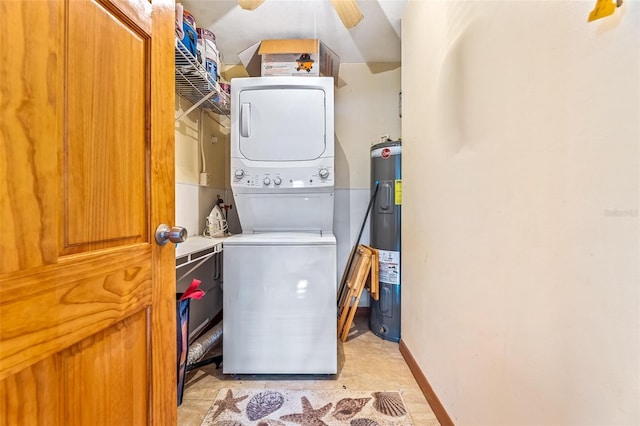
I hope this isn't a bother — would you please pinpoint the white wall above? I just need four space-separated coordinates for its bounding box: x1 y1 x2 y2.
334 63 401 304
402 1 639 424
334 63 402 190
175 97 229 236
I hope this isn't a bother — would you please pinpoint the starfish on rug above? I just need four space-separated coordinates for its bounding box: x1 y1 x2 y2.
209 389 248 420
279 396 333 426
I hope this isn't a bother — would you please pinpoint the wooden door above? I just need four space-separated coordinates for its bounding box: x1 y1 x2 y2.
0 0 176 424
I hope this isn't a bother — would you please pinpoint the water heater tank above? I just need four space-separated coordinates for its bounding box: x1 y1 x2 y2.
369 140 401 342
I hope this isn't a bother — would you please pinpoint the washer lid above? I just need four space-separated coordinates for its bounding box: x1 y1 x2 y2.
224 232 336 246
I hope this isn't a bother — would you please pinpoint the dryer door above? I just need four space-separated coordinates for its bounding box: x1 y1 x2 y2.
238 86 327 161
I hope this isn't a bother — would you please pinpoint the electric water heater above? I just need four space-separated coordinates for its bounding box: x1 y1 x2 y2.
369 139 402 342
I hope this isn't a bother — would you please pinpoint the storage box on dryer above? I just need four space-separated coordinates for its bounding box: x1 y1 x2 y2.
238 39 340 83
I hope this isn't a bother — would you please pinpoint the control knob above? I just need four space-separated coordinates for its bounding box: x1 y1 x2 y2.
274 177 282 185
234 169 245 179
263 177 271 185
318 168 330 179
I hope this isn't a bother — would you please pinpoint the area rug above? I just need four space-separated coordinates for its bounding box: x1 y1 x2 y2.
200 388 414 426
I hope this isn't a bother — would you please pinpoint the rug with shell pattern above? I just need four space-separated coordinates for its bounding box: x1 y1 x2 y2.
200 388 413 426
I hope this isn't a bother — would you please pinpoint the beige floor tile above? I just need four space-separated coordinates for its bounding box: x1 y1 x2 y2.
406 407 441 426
178 316 440 425
177 399 215 426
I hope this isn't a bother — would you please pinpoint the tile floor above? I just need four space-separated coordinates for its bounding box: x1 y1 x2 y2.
177 316 440 425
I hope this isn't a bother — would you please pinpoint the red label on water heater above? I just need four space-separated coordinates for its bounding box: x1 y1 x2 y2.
381 148 391 159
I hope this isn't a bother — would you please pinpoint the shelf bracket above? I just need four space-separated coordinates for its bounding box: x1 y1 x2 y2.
175 89 219 122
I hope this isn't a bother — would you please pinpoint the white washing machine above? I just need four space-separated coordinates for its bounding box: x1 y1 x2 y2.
223 77 337 374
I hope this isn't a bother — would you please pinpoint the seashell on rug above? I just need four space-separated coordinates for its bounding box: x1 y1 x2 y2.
200 388 413 426
246 390 285 421
371 392 408 417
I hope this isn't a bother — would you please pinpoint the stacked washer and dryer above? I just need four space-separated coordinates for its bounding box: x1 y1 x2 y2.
223 77 337 374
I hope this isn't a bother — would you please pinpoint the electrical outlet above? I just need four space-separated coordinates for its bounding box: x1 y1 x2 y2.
199 173 210 186
211 136 218 144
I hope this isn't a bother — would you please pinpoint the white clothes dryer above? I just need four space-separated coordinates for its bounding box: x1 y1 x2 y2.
223 77 337 374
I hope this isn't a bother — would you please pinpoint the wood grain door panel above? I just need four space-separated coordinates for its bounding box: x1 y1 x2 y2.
0 0 63 273
1 0 176 423
64 0 149 253
62 310 149 425
1 310 149 425
0 356 63 425
0 246 152 379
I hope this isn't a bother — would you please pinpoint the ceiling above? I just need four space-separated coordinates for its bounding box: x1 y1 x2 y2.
180 0 407 66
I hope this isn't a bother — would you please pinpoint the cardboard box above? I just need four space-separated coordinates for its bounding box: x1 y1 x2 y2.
238 39 340 83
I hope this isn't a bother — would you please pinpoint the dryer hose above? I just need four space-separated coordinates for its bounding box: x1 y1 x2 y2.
187 320 223 365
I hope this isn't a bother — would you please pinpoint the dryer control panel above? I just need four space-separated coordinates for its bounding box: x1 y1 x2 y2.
232 165 334 189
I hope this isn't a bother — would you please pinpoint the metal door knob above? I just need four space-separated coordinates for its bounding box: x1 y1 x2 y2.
155 224 188 246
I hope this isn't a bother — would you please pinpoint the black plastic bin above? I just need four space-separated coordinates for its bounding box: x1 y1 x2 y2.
176 295 190 406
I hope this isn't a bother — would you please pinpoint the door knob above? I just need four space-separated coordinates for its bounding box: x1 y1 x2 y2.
155 224 188 246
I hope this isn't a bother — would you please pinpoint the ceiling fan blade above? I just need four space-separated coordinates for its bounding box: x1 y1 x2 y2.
329 0 363 29
238 0 265 11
